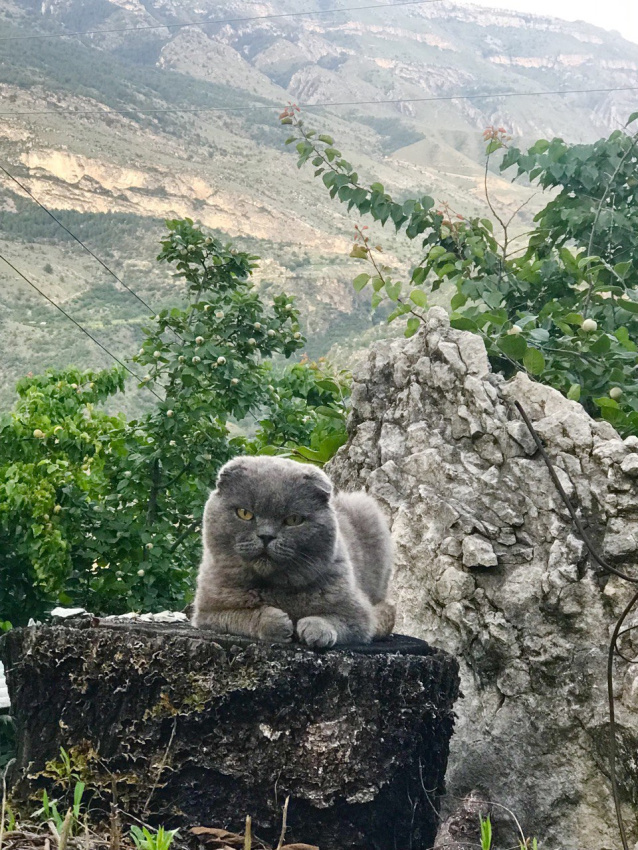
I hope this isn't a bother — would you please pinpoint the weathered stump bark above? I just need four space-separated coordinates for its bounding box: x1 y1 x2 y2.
1 621 459 850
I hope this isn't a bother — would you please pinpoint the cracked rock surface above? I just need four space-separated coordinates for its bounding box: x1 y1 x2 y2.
328 307 638 850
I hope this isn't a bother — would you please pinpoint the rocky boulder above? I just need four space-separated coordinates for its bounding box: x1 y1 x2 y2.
328 307 638 850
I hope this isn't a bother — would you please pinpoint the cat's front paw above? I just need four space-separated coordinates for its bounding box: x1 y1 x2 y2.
297 616 338 648
257 606 294 643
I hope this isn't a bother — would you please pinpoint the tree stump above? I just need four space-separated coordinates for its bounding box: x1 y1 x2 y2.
1 620 459 850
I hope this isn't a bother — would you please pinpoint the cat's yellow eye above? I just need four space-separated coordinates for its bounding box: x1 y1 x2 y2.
284 514 304 527
236 508 254 521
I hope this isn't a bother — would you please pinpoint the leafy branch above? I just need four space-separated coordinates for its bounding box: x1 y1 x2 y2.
281 108 638 437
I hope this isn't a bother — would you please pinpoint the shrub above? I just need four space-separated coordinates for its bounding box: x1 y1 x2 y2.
0 220 348 624
281 108 638 436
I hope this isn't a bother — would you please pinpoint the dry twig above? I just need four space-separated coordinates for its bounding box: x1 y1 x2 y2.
275 797 289 850
57 810 73 850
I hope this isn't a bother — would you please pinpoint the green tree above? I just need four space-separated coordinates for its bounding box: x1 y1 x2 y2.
281 107 638 435
0 219 348 625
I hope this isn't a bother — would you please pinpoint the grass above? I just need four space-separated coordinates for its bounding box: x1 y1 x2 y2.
0 769 316 850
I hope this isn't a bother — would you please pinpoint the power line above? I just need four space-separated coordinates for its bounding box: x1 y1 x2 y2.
0 0 443 41
3 85 636 118
0 164 159 316
0 252 165 401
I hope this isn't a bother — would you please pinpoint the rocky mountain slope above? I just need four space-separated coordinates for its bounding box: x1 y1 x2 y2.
0 0 637 408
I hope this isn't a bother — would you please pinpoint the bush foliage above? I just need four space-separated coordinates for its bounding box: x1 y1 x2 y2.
0 220 348 625
281 107 638 436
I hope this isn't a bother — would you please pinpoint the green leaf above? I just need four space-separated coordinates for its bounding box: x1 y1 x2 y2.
594 396 620 410
567 383 581 401
315 406 345 420
613 261 632 279
349 245 368 259
316 379 341 394
411 267 427 286
578 255 601 269
294 445 326 462
530 138 550 154
405 317 420 337
316 432 348 461
480 815 492 850
410 289 428 308
523 347 545 375
590 334 611 355
318 134 334 145
498 334 527 360
385 280 402 301
353 273 371 292
619 299 638 314
450 315 477 331
450 292 467 310
615 326 637 351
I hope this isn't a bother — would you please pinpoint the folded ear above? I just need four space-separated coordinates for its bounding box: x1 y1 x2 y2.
215 457 249 493
302 467 333 503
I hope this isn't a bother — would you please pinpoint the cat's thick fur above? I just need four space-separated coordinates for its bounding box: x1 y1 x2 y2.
192 455 394 647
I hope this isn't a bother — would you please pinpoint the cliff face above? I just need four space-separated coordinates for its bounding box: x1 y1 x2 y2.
328 308 638 849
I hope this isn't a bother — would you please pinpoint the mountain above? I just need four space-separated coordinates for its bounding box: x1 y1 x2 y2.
0 0 637 409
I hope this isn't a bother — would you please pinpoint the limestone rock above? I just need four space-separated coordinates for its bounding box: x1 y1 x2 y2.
620 454 638 477
462 534 498 567
328 308 638 850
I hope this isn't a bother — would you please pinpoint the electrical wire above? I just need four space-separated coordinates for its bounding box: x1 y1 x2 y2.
0 0 443 41
0 164 159 317
515 401 638 584
0 252 165 402
2 86 637 118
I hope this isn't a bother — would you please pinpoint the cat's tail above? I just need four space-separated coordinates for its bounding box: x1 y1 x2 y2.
373 600 396 640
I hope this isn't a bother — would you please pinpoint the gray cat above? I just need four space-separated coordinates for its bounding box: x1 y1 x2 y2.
192 455 395 647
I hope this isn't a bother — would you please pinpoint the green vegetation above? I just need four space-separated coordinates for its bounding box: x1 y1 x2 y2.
480 813 538 850
283 108 638 436
353 115 425 154
36 782 85 839
0 198 166 254
130 825 179 850
0 219 348 626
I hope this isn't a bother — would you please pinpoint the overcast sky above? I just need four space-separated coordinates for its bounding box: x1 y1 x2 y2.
465 0 638 45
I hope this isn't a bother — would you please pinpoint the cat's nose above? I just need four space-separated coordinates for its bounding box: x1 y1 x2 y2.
258 533 276 546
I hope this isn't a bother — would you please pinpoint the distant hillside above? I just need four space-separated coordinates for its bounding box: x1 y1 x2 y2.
0 0 637 409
